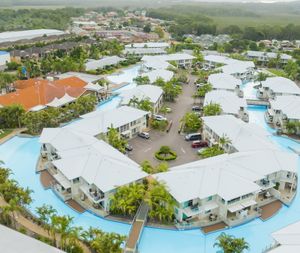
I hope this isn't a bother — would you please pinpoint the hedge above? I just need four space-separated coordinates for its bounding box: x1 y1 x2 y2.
155 150 177 161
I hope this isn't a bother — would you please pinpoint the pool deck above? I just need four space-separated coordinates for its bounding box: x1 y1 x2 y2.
0 128 26 145
201 222 227 234
65 199 86 213
260 200 282 221
40 170 55 189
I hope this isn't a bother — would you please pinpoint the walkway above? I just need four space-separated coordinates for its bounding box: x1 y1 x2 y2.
0 128 26 145
260 200 282 221
65 199 85 213
202 222 227 234
124 202 149 253
40 170 55 189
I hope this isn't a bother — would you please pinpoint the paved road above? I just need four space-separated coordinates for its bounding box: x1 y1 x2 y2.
128 75 201 167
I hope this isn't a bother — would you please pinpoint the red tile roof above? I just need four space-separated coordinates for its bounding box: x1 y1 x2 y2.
0 77 88 111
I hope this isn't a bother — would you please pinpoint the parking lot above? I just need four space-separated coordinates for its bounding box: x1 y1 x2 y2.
128 75 202 167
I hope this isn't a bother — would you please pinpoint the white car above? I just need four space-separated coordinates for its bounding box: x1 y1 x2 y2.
153 114 167 121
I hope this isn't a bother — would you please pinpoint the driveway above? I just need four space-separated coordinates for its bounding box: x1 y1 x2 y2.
128 75 201 167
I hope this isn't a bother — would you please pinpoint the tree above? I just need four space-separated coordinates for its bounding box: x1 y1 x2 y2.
0 72 17 92
154 26 164 38
284 60 299 80
163 81 182 102
200 145 224 158
159 146 171 157
106 127 127 153
138 99 153 112
203 103 222 116
255 72 268 85
195 83 212 98
109 183 146 216
214 233 250 253
143 23 151 33
218 134 232 149
181 112 202 133
145 181 175 223
36 204 57 236
134 76 150 85
0 104 25 128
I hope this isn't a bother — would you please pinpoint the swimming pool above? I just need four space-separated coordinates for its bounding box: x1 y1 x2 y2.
1 71 300 252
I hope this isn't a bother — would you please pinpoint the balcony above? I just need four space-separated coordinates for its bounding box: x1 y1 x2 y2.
257 179 275 191
79 184 105 204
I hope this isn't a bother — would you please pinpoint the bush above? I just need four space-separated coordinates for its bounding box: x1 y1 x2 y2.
151 120 168 131
155 150 177 161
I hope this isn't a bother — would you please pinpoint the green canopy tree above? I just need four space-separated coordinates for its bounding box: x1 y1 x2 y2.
214 233 250 253
181 112 202 133
106 127 127 153
203 103 222 116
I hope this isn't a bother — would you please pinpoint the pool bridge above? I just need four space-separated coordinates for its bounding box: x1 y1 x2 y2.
124 202 149 253
246 99 269 106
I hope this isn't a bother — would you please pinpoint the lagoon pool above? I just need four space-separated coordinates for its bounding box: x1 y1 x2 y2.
1 72 300 252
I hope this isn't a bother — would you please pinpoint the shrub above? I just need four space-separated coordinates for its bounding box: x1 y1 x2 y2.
155 150 177 161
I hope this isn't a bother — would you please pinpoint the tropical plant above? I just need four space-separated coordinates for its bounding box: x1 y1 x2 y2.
284 60 299 80
141 160 169 174
109 183 146 216
145 181 175 223
214 233 250 253
162 81 182 102
181 112 202 133
218 134 232 149
255 72 268 85
138 99 153 112
200 145 224 158
155 146 177 161
195 83 212 98
203 103 222 116
0 104 25 128
134 76 150 85
36 204 57 236
106 127 127 153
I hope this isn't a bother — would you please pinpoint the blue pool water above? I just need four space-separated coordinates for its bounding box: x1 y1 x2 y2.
1 72 300 252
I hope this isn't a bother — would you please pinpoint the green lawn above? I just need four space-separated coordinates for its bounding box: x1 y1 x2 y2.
0 129 13 140
267 68 288 78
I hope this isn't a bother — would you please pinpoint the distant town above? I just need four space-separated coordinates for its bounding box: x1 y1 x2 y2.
0 6 300 253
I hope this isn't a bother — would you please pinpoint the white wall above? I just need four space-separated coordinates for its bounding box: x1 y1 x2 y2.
0 52 10 67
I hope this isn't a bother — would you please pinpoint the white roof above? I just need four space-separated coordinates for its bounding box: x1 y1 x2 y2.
53 139 147 193
0 29 65 43
84 82 104 92
85 56 125 71
220 61 254 75
247 51 292 60
29 104 47 112
204 55 238 65
125 42 169 48
66 106 149 136
46 94 76 108
202 115 277 152
124 48 166 55
208 73 242 90
142 69 174 83
204 90 247 115
261 77 300 95
54 72 103 83
0 224 65 253
120 85 163 105
270 95 300 120
155 150 297 203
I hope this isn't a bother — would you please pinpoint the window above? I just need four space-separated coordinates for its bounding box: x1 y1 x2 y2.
207 196 213 201
73 178 80 184
228 197 240 205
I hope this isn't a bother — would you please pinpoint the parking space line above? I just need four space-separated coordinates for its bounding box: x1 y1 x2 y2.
144 147 152 153
181 147 186 154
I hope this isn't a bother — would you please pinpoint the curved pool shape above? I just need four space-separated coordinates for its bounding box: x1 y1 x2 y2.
1 73 300 252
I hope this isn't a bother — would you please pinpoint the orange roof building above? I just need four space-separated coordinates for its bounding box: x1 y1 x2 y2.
0 77 93 111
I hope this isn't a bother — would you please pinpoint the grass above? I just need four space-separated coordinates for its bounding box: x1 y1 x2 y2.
0 129 13 140
267 68 288 78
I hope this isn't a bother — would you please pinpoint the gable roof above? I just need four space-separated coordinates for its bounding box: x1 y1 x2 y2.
270 95 300 120
261 77 300 95
208 73 242 90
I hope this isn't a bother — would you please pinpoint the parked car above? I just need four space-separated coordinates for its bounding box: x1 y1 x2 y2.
197 147 209 155
138 132 150 139
192 106 201 111
125 144 133 151
196 83 205 88
191 140 208 148
185 133 201 141
153 114 167 121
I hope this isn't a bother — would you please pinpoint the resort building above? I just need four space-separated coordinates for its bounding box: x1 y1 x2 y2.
245 51 292 65
220 61 255 82
39 128 147 212
0 51 10 70
202 115 276 153
85 56 126 71
53 72 103 84
0 224 65 253
0 77 102 111
207 73 243 97
0 29 65 43
204 90 249 122
141 53 195 70
269 221 300 252
123 47 167 56
257 77 300 100
155 150 297 228
119 85 164 113
204 54 237 68
65 106 149 139
265 95 300 131
125 42 169 49
142 69 174 84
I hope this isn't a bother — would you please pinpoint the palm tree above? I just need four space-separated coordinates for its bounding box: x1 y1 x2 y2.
218 135 232 149
214 233 250 253
203 103 222 116
36 204 57 236
255 72 268 86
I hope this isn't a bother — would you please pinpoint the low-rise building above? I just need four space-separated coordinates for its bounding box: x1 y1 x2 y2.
125 42 169 49
39 128 147 212
85 56 126 71
246 51 292 65
204 90 249 122
257 77 300 100
0 51 10 70
53 72 103 83
123 47 167 56
119 85 163 113
141 69 174 84
65 106 149 139
207 73 243 97
265 95 300 131
269 221 300 252
202 115 276 153
220 61 255 82
0 77 102 111
155 150 297 228
0 224 65 253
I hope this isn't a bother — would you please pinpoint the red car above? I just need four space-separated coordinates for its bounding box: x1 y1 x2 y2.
191 140 208 148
